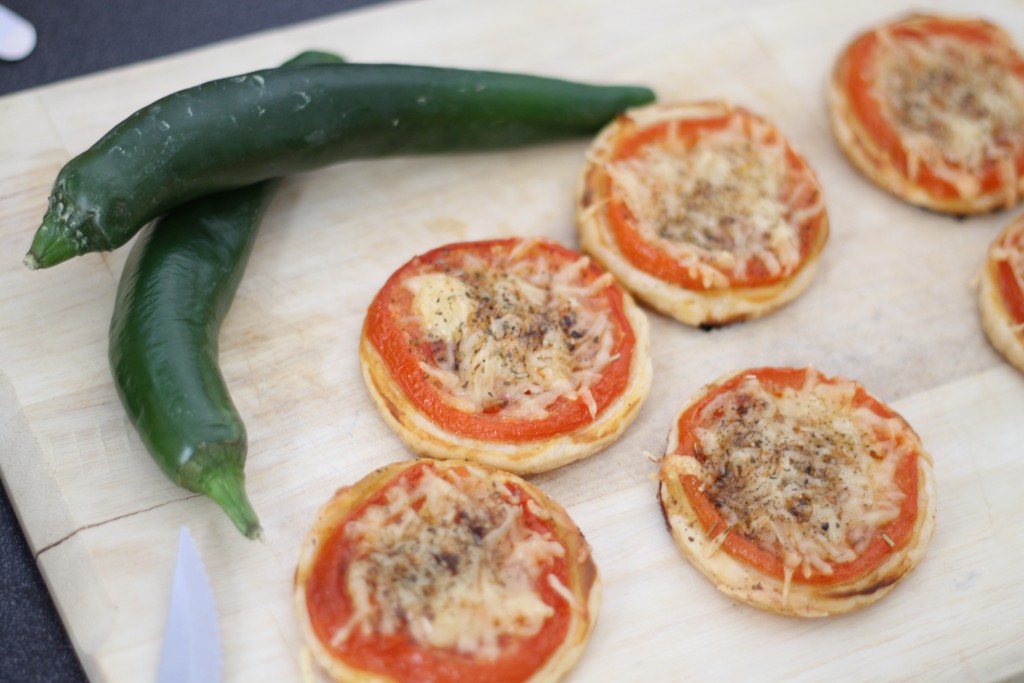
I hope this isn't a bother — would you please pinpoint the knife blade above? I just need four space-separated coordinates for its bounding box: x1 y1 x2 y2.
157 527 223 683
0 4 35 62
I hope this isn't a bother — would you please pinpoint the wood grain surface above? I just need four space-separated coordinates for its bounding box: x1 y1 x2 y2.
2 0 1023 680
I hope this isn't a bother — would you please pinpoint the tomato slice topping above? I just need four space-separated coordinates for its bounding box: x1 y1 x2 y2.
603 106 825 291
672 367 921 586
994 218 1024 326
841 15 1024 202
364 238 636 442
305 461 572 683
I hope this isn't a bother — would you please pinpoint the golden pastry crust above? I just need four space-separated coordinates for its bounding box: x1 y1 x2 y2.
979 213 1024 373
575 101 829 327
827 13 1024 215
359 238 652 475
295 459 601 683
657 367 937 617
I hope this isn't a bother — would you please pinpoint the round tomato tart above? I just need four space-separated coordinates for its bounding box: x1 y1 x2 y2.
657 366 936 617
294 458 601 683
979 212 1024 373
828 14 1024 215
575 101 829 327
360 237 651 474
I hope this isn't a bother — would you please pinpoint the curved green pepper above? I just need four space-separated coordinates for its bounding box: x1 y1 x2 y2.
108 51 345 539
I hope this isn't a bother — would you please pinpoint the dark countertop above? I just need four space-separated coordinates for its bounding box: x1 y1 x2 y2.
0 1 382 680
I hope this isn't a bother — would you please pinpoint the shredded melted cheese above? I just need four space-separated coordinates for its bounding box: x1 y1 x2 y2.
606 111 822 288
332 465 568 660
873 27 1024 201
689 371 910 579
404 242 618 419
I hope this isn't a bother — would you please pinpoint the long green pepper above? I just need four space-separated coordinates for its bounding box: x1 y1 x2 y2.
25 63 654 268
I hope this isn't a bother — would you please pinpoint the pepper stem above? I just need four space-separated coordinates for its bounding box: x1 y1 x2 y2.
25 205 83 269
198 466 264 541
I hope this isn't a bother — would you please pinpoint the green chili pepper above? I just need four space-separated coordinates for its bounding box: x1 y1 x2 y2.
108 51 345 539
25 64 654 269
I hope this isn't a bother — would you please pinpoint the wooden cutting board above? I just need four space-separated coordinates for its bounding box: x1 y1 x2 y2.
2 0 1023 680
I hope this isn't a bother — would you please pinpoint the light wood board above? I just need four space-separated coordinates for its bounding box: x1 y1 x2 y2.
2 0 1023 680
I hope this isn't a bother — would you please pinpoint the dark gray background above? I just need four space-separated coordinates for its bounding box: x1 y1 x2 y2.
0 1 383 680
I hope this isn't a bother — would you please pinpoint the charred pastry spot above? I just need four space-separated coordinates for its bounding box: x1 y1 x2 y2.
433 551 460 573
828 573 900 598
656 487 677 534
734 395 753 417
468 522 487 544
581 184 594 207
381 394 403 421
786 494 812 522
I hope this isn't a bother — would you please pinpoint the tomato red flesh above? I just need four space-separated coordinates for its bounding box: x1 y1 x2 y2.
997 259 1024 326
995 225 1024 326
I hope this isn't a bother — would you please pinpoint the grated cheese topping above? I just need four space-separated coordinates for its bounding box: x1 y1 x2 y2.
873 27 1024 201
332 465 568 660
404 242 619 419
688 371 911 579
606 111 823 288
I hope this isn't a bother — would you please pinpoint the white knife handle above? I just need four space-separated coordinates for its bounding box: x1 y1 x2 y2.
0 4 36 62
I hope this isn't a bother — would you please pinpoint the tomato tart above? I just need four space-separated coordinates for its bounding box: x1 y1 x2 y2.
575 101 829 327
294 458 601 683
658 366 936 617
979 212 1024 373
828 13 1024 215
360 237 651 474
